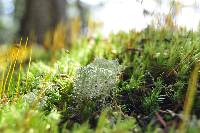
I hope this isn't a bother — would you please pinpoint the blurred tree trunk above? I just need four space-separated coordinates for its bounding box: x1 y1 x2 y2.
77 0 89 35
19 0 67 44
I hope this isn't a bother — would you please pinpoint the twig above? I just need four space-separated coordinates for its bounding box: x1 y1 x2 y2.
155 112 167 128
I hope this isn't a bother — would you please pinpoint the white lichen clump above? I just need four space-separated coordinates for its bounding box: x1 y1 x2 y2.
23 89 47 108
73 58 121 100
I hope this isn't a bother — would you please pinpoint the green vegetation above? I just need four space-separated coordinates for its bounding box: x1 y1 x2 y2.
1 26 200 132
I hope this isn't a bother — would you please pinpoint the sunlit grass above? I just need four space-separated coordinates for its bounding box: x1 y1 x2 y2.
179 60 200 133
0 70 5 98
0 38 31 99
2 61 13 97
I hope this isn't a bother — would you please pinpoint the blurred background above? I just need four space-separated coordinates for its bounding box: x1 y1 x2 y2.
0 0 200 45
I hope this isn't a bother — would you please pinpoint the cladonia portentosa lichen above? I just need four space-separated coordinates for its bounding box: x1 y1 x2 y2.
73 58 121 101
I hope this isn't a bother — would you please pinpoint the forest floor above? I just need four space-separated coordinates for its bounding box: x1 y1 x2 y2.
0 26 200 133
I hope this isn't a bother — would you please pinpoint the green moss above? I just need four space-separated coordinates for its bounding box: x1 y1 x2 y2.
2 26 200 132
